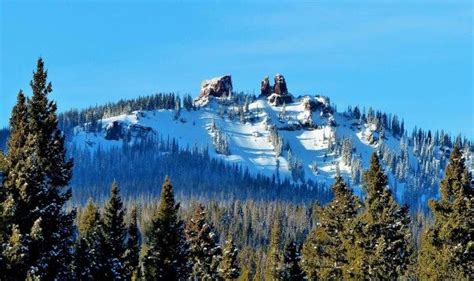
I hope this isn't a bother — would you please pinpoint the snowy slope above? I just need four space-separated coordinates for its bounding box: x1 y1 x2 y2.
70 94 465 203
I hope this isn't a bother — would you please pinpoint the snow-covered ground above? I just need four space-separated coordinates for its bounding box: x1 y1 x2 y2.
71 95 454 201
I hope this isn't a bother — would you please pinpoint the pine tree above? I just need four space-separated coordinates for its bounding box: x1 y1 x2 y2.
418 145 473 279
1 91 28 243
219 235 240 280
1 59 75 280
123 206 141 280
346 153 412 279
301 175 361 280
102 180 127 279
281 240 303 281
265 219 283 281
2 224 30 279
142 177 190 280
73 199 108 280
186 203 222 280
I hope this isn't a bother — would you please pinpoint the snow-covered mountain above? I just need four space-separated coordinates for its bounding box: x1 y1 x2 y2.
69 75 472 205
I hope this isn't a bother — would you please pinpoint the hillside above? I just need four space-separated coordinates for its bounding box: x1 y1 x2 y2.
63 75 473 208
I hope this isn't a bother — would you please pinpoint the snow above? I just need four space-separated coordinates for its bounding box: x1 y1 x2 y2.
70 95 446 198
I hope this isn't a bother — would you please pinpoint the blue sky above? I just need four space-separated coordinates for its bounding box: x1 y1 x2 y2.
1 1 472 137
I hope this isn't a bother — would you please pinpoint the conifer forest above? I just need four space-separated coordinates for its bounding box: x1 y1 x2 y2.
0 57 472 280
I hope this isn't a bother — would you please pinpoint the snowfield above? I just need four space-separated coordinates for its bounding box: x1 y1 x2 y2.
71 94 469 202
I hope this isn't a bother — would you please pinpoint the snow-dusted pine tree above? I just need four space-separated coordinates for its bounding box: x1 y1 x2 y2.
186 203 222 280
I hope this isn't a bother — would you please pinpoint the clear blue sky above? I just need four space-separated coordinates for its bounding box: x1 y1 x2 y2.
1 1 472 138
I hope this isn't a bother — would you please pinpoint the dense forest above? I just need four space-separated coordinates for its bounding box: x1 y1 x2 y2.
0 59 472 280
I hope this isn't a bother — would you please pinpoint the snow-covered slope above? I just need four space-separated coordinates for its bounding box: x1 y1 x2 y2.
72 93 454 203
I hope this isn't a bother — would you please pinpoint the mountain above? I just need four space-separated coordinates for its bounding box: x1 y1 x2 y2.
0 74 472 209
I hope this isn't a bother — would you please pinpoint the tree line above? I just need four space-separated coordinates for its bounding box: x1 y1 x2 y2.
0 59 472 280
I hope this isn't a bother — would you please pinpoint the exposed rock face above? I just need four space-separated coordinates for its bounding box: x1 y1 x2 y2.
268 93 293 107
273 74 288 96
260 76 272 97
265 74 292 106
199 75 232 99
104 120 152 141
105 121 124 140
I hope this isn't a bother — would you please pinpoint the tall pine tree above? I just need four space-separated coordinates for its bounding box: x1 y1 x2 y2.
346 153 412 279
418 145 473 279
218 234 240 280
1 58 75 280
186 203 222 280
281 240 303 281
73 199 108 280
142 177 189 280
103 180 127 279
124 206 141 281
265 219 283 281
301 175 361 279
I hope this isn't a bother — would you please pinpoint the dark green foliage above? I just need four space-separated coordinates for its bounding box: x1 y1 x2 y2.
1 59 75 280
103 180 127 278
142 177 189 280
73 200 108 280
265 219 283 281
282 241 303 281
186 203 222 280
124 206 141 280
346 153 413 279
419 145 473 279
2 225 30 280
219 235 240 280
301 175 361 280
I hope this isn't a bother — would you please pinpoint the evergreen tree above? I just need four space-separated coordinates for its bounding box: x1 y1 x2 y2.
219 235 240 280
186 203 222 280
1 59 75 280
346 153 412 279
2 224 30 279
103 180 127 279
73 199 108 280
301 175 361 280
418 145 473 279
281 240 303 281
124 206 141 280
265 219 283 281
142 177 189 280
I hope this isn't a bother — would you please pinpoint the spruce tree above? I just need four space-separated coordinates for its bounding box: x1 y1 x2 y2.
186 203 222 280
73 199 108 280
265 219 283 281
301 175 361 280
219 235 240 280
2 224 30 279
346 153 412 279
418 145 473 279
281 240 303 281
142 177 189 280
1 59 75 280
103 180 127 278
123 206 141 281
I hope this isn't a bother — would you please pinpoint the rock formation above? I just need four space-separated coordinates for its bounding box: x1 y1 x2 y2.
194 75 233 106
267 74 293 106
273 74 288 96
199 75 233 99
260 76 272 97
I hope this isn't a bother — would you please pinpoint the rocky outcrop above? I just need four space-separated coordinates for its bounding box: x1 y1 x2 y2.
260 76 272 97
273 74 288 96
266 74 293 106
104 120 152 141
105 121 124 140
194 75 233 107
199 75 232 99
268 93 293 107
